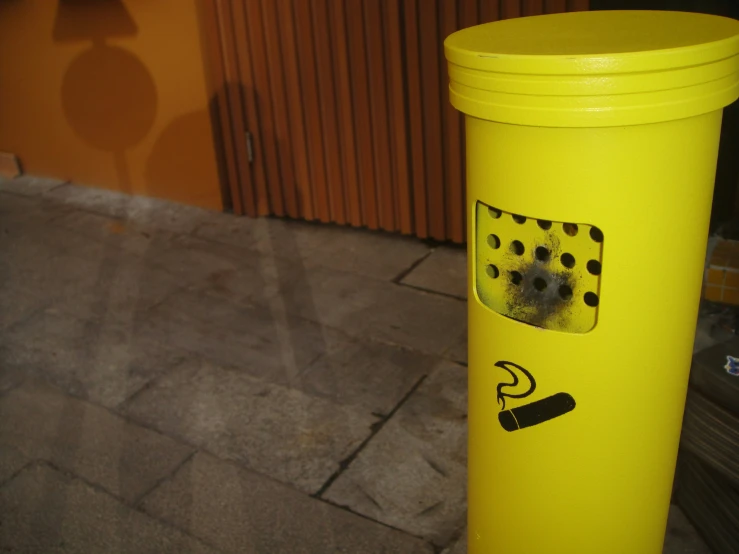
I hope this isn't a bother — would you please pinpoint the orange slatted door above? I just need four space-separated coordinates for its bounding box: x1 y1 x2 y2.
204 0 589 242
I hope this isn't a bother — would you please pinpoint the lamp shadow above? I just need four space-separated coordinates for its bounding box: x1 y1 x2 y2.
53 0 137 42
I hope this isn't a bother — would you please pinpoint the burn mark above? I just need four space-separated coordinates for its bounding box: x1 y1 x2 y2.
503 231 576 329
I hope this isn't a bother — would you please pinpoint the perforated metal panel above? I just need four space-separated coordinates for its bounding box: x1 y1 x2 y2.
475 200 604 333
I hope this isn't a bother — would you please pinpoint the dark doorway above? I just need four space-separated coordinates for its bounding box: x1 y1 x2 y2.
591 0 739 232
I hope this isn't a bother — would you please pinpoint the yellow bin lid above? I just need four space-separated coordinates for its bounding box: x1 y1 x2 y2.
445 11 739 127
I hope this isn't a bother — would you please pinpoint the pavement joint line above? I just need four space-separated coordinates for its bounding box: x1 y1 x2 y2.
115 355 190 410
0 178 71 199
30 458 229 554
395 281 467 302
391 249 433 285
37 458 131 505
312 373 429 499
0 459 37 491
316 494 437 549
0 457 226 552
46 179 72 193
133 449 198 508
438 525 467 554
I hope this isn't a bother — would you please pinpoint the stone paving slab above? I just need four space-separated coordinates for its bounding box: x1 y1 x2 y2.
0 352 25 395
140 290 326 383
324 361 468 546
0 190 53 217
444 326 468 366
0 444 29 486
194 216 430 282
163 235 300 304
0 195 74 229
0 175 67 196
303 225 430 281
0 380 194 503
122 359 377 494
0 285 48 331
277 266 467 355
49 209 297 305
1 205 106 263
0 463 219 554
1 235 181 322
141 452 434 554
402 247 467 299
193 212 306 255
663 505 712 554
44 183 211 236
49 209 163 255
297 330 436 416
442 530 467 554
3 308 186 407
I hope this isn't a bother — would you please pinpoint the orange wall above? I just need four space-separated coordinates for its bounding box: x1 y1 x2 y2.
0 0 223 210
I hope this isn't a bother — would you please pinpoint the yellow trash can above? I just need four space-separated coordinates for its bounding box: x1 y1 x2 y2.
445 11 739 554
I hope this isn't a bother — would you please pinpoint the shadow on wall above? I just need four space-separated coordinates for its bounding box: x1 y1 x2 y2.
52 0 224 211
55 0 156 193
145 109 222 208
61 46 157 154
53 0 138 42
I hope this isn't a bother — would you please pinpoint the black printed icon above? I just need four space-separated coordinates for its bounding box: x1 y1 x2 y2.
495 361 576 432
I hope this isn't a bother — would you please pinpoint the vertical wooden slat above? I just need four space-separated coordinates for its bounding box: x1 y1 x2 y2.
501 0 522 18
346 0 379 230
260 0 299 218
523 0 545 15
238 0 284 216
440 0 464 243
312 0 346 225
567 0 589 11
329 1 362 227
293 0 331 223
206 0 590 243
364 0 396 232
545 0 568 12
199 0 247 215
404 0 429 239
479 0 500 23
275 0 315 220
215 0 258 215
385 0 413 236
419 0 446 240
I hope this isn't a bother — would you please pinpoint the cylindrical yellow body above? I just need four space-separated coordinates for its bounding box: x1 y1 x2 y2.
446 11 739 554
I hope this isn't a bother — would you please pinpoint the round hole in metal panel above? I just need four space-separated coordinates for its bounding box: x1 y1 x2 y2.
512 214 526 224
510 240 525 255
533 277 547 291
559 285 573 300
584 292 600 307
487 234 501 249
535 246 550 262
488 207 502 219
590 226 604 243
560 253 576 268
587 260 602 275
537 219 552 230
486 264 500 279
510 271 523 285
563 223 579 236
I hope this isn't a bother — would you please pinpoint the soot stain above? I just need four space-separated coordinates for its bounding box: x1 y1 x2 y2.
504 231 575 329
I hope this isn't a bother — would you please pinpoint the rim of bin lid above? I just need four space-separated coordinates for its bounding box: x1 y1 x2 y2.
445 11 739 127
445 11 739 76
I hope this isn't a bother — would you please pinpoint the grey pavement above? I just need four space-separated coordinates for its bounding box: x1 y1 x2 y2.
0 177 710 552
